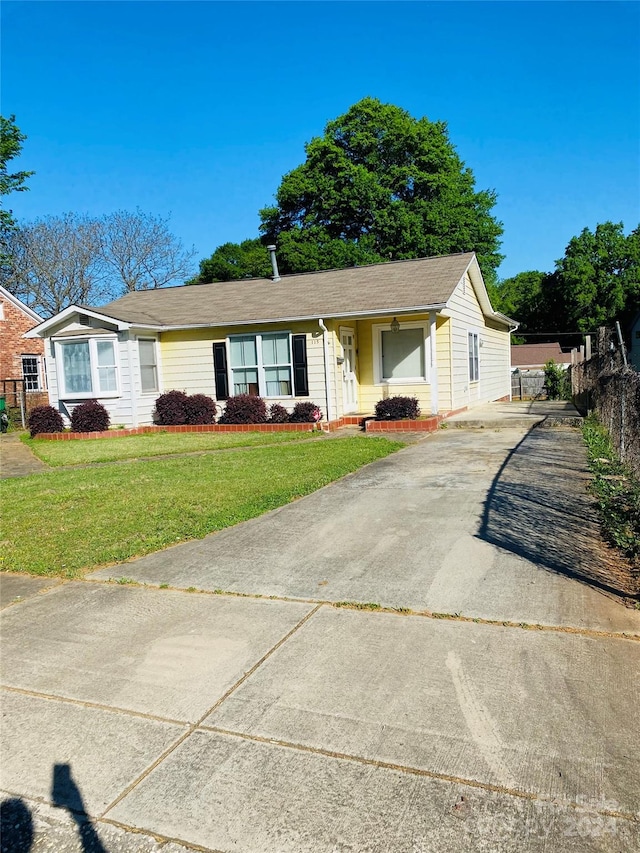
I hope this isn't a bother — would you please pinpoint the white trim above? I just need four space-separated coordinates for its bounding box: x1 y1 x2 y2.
429 311 438 415
24 305 131 338
468 329 480 384
227 331 294 398
137 336 160 395
372 320 431 386
54 335 121 400
0 285 43 324
339 325 358 414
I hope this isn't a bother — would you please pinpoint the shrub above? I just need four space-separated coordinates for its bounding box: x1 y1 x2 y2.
154 390 189 425
289 402 323 423
28 405 65 437
184 394 217 425
374 396 420 420
71 400 111 433
543 360 571 400
268 403 290 424
219 394 267 424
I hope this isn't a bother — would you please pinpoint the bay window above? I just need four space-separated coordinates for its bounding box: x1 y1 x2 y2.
56 338 119 398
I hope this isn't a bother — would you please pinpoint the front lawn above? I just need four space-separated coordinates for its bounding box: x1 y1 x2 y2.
24 429 321 466
1 437 403 577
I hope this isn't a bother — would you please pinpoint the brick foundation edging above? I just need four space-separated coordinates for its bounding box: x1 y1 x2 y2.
366 416 441 433
33 422 321 440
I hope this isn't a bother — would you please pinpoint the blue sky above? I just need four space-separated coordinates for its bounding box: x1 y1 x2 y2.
2 1 639 280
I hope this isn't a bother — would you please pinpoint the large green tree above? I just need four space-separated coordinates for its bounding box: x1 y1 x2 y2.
551 222 639 333
494 222 639 336
0 115 34 228
259 97 504 282
191 238 272 283
1 115 35 271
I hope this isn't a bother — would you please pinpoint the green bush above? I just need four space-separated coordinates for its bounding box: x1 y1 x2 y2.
543 360 571 400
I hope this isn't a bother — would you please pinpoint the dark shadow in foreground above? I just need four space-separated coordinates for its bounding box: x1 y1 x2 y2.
52 763 109 853
0 764 109 853
478 426 638 601
1 798 33 853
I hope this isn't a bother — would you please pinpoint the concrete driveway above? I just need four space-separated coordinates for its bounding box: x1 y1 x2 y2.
1 422 639 852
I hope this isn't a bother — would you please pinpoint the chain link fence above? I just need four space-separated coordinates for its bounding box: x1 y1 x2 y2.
570 328 640 478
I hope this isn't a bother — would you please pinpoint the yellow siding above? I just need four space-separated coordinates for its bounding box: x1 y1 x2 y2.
159 321 329 417
353 315 448 415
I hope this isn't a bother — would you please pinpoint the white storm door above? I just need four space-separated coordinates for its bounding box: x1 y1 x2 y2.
340 327 358 414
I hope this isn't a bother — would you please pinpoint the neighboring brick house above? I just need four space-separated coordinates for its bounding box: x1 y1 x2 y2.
0 285 48 412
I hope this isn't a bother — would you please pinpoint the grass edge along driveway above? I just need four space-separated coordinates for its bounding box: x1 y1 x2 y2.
23 429 324 466
1 437 403 577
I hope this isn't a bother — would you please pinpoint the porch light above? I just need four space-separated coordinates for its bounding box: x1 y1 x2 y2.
390 317 400 334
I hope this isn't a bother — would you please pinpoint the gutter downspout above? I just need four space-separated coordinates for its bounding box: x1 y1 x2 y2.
318 319 333 424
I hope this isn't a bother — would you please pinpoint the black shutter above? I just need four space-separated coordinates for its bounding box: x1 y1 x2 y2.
213 342 229 400
292 334 309 396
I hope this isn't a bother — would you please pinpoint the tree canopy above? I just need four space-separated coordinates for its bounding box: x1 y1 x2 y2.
191 238 272 284
258 97 504 282
1 115 35 268
494 222 640 337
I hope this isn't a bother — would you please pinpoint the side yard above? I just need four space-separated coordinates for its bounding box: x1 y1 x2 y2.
1 436 403 577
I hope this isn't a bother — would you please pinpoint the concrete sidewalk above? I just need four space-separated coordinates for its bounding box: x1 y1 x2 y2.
2 423 639 852
0 432 48 478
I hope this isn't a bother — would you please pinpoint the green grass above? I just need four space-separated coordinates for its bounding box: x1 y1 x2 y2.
23 429 323 466
582 414 640 565
1 437 403 577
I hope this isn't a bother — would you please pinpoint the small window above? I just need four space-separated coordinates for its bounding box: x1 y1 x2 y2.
22 356 41 391
468 332 480 382
138 339 158 393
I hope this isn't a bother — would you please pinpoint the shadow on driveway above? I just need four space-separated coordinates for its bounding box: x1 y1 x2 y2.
478 426 638 601
1 764 107 853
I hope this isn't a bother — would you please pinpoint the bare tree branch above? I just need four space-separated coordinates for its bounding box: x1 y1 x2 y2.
99 209 196 293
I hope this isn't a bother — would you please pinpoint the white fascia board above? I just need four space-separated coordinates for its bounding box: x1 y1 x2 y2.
24 305 132 338
0 285 43 323
155 305 448 331
454 255 518 329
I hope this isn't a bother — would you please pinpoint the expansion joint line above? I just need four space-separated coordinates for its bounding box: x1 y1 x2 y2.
199 725 640 824
97 603 323 820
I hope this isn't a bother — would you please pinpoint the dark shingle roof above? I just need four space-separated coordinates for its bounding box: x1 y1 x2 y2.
96 253 476 328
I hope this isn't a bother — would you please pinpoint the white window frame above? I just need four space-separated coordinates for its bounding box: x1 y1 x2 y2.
137 337 159 395
468 330 480 383
21 355 43 392
54 336 120 399
227 332 294 398
372 321 431 385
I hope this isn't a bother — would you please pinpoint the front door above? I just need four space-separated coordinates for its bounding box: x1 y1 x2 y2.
340 327 358 414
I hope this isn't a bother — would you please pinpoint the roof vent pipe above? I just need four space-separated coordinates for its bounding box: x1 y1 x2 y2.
267 245 281 282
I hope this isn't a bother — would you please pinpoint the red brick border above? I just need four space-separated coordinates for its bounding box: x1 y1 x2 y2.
33 422 320 440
